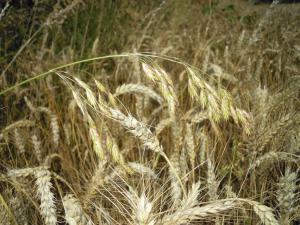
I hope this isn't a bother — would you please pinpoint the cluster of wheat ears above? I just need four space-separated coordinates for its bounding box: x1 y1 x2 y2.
0 51 299 224
0 1 299 225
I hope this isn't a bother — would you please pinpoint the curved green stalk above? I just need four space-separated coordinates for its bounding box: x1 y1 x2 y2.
0 52 196 96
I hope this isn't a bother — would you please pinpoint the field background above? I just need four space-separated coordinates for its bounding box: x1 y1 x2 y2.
0 1 299 225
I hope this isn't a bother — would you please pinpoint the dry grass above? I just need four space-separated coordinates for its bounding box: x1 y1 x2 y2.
0 0 299 225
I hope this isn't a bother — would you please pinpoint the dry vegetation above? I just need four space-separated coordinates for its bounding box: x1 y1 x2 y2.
0 0 299 224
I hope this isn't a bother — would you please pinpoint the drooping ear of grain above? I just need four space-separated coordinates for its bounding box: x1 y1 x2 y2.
128 162 157 179
34 168 57 225
114 83 164 104
160 200 236 225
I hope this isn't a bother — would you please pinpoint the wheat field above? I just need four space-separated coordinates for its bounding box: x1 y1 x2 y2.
0 1 299 225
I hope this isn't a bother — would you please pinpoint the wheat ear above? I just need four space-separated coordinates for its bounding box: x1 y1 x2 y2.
128 162 158 179
103 124 132 173
250 151 299 170
114 83 163 104
169 155 182 206
7 167 38 178
37 107 60 148
155 118 173 135
7 167 57 225
109 108 163 153
0 120 35 137
207 157 219 200
185 123 195 172
0 199 11 225
63 194 93 225
124 187 155 225
160 200 235 225
277 169 297 224
180 182 201 211
32 133 43 163
34 168 57 225
84 161 106 199
13 128 25 154
244 200 279 225
71 77 163 154
10 196 28 225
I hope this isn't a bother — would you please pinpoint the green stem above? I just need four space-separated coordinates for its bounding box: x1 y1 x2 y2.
0 52 195 96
